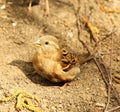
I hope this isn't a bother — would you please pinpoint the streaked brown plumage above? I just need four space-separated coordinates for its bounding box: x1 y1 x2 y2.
32 35 80 82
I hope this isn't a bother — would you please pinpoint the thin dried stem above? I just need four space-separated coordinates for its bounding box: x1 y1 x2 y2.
107 106 120 112
75 1 120 111
98 28 117 44
104 33 113 112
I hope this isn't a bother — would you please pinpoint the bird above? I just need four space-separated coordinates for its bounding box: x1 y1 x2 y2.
32 35 80 83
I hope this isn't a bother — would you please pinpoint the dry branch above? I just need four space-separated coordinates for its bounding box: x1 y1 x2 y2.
75 8 120 112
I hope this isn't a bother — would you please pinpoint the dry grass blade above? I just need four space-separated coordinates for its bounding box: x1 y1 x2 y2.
100 3 120 13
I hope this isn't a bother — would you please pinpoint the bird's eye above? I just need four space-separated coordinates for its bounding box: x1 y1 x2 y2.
45 41 49 45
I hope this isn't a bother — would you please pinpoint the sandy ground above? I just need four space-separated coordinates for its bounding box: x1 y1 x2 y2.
0 0 120 112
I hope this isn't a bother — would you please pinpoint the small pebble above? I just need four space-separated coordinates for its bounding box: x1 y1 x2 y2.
1 4 6 10
95 102 105 107
12 22 17 27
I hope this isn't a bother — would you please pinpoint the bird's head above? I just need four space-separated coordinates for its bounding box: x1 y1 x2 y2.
34 35 60 50
33 35 61 60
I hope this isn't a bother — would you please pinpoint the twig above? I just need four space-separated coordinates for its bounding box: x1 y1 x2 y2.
94 57 120 104
107 106 120 112
100 52 120 55
100 3 120 14
104 34 113 112
78 23 120 106
93 57 108 86
79 24 120 111
98 28 117 44
74 1 120 111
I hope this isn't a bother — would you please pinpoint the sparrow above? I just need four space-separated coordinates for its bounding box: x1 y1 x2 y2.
32 35 80 82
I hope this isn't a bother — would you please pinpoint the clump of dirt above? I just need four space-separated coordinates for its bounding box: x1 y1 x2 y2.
0 0 120 112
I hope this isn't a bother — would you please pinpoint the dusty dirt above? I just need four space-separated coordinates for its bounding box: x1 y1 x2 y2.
0 0 120 112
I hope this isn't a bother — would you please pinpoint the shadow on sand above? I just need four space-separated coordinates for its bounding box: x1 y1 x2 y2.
9 60 64 86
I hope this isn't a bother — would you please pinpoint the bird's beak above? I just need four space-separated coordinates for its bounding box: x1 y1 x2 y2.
33 40 41 46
